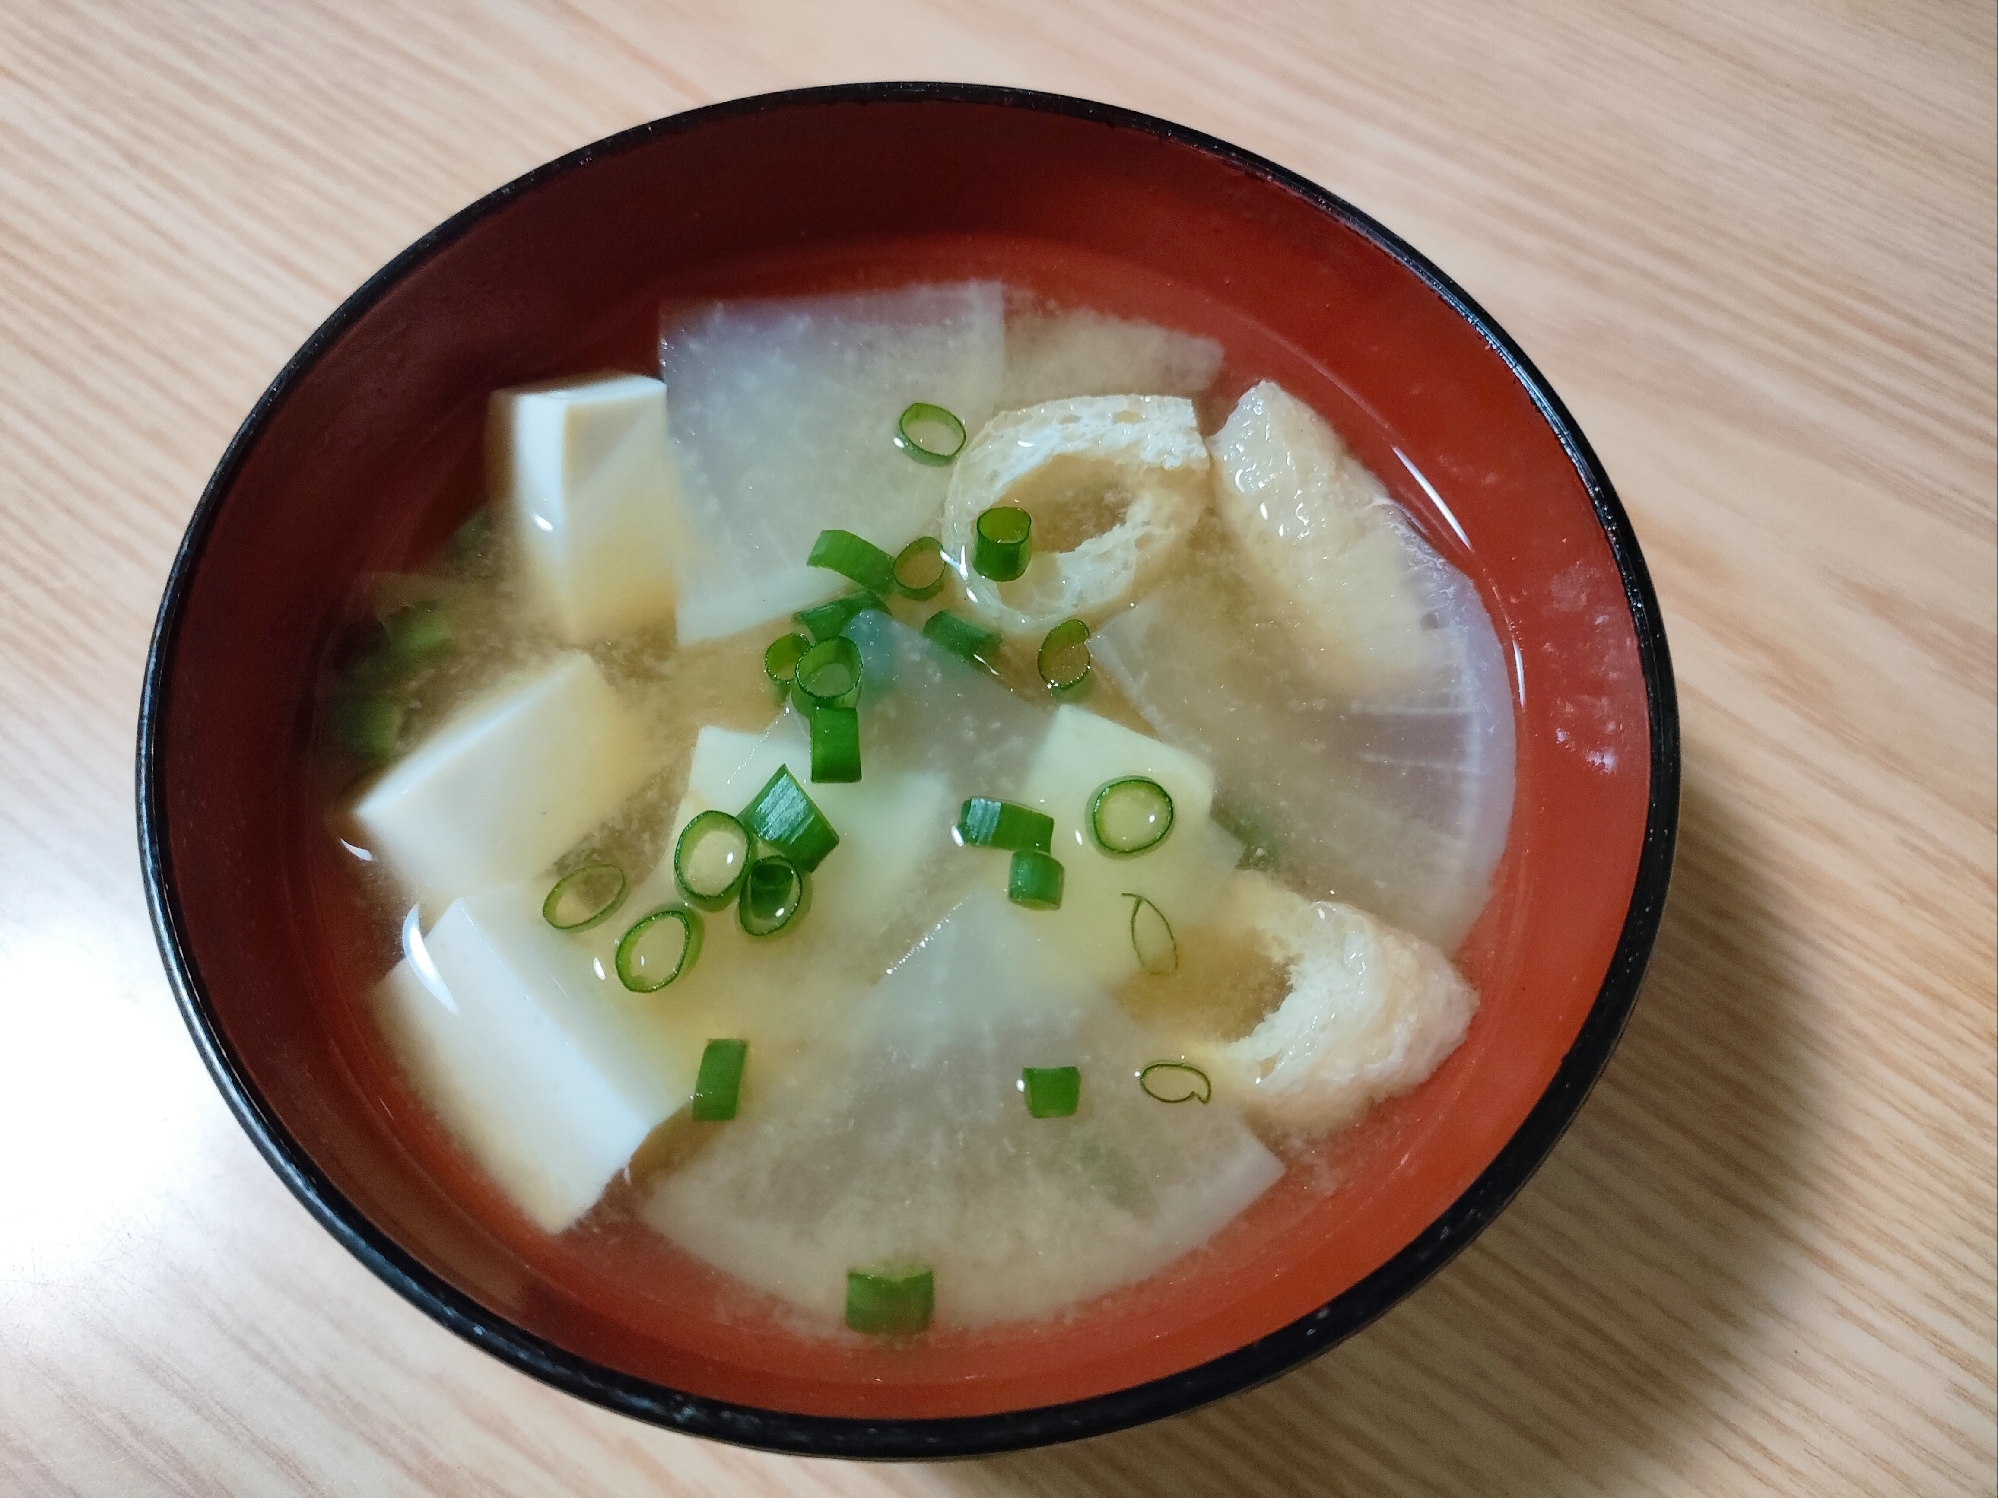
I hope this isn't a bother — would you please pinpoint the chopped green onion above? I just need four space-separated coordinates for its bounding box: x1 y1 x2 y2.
1036 617 1092 694
807 529 897 595
1007 848 1064 911
381 601 453 670
922 609 1001 668
1138 1061 1212 1105
1123 893 1178 975
972 506 1033 582
845 1265 935 1334
764 631 811 692
331 694 403 760
793 590 882 644
541 862 628 932
738 853 809 937
673 811 750 911
892 535 948 600
792 636 863 713
894 402 966 466
1020 1066 1081 1118
810 704 862 783
955 797 1053 853
615 907 703 992
739 766 840 872
691 1039 747 1121
1088 777 1175 857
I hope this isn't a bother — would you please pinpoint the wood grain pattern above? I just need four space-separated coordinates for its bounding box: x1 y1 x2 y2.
1 1 1991 1493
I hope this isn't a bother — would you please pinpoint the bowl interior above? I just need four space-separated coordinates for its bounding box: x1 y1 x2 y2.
151 93 1656 1424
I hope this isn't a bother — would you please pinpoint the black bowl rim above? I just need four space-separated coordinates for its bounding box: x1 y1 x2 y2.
137 80 1679 1461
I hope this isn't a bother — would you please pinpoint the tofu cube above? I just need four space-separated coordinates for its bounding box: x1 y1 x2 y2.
348 652 649 911
488 373 685 643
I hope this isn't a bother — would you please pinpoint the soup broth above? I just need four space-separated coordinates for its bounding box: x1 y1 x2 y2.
316 281 1515 1342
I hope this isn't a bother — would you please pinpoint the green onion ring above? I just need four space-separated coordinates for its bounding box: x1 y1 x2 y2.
793 591 882 644
691 1038 748 1121
893 402 966 466
764 631 811 692
810 704 862 783
541 861 629 932
1138 1061 1212 1105
972 506 1032 582
1007 848 1064 911
615 906 703 992
845 1265 935 1334
921 609 1001 669
739 766 840 872
738 853 810 937
1123 892 1179 976
673 811 750 911
892 535 949 600
1088 776 1175 857
1036 618 1092 694
807 529 897 594
792 635 863 713
956 796 1053 853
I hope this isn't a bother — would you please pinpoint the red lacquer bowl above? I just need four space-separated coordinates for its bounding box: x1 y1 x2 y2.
138 84 1677 1458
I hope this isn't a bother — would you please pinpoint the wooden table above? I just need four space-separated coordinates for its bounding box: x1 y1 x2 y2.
3 3 1992 1493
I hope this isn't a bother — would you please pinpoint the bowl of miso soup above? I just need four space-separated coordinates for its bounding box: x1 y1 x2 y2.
139 83 1677 1457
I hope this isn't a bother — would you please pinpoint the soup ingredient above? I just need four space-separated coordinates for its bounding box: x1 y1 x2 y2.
691 1039 748 1121
737 854 808 938
1093 557 1513 952
661 283 1004 644
616 905 703 991
999 306 1222 408
891 535 948 599
1088 776 1175 857
346 652 649 914
846 1266 934 1335
488 373 685 643
921 609 1001 667
1020 1066 1081 1119
808 704 862 784
791 636 863 715
894 402 967 465
1138 1062 1212 1105
762 631 811 691
1124 893 1177 975
738 765 840 873
793 591 882 644
375 883 705 1233
955 797 1054 853
1012 705 1240 989
673 810 750 911
807 529 898 596
944 395 1209 637
643 891 1281 1327
1187 872 1476 1132
972 505 1033 581
541 862 628 932
1006 848 1065 910
1036 618 1092 693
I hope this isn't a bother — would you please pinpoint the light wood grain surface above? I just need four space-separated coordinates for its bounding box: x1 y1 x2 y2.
2 2 1992 1493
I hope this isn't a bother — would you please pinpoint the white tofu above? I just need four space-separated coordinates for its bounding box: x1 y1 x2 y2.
645 890 1283 1327
488 373 685 643
1014 705 1242 988
376 886 707 1233
349 653 649 911
659 284 1005 644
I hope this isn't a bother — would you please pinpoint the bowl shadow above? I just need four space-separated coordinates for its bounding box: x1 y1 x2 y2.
923 765 1812 1496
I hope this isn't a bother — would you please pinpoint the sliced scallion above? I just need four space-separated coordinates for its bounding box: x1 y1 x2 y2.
921 609 1001 669
1020 1066 1080 1118
810 704 862 783
331 694 403 760
738 853 809 937
542 862 628 932
792 635 863 713
807 529 897 595
955 797 1053 853
894 402 966 466
892 535 948 600
1007 848 1064 911
691 1038 747 1121
793 590 882 644
1036 617 1091 694
972 506 1032 582
845 1265 934 1334
739 766 840 872
764 631 811 693
1123 893 1178 976
673 811 750 911
1138 1061 1212 1105
615 906 703 992
381 600 453 670
1088 777 1175 857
